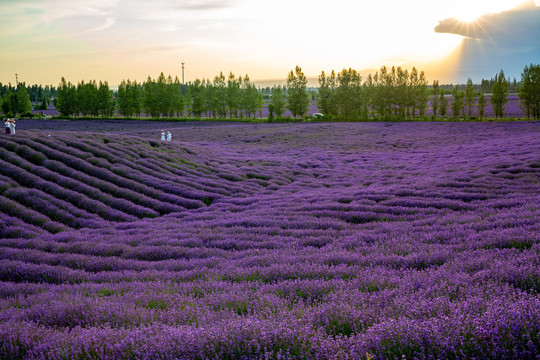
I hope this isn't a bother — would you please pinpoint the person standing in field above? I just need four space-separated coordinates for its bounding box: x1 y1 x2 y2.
166 131 171 142
161 130 165 141
5 119 10 134
9 119 16 135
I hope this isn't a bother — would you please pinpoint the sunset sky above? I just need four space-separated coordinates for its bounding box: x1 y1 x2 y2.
1 0 539 86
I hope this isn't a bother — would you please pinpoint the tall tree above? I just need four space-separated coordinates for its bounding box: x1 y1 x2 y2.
477 91 487 119
172 77 184 117
490 69 509 119
464 78 475 118
286 65 310 119
517 63 540 119
439 92 448 117
227 73 241 118
16 86 32 114
97 81 114 117
271 85 286 118
1 89 12 115
430 81 440 118
241 75 259 118
117 79 131 117
143 76 158 118
213 72 227 118
416 70 429 118
317 70 338 118
336 68 363 120
451 85 464 118
189 78 206 118
56 77 78 116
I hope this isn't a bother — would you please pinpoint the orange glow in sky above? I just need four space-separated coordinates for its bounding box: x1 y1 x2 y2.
0 0 538 86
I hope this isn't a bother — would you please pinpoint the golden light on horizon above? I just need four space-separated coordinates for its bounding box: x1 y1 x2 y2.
0 0 538 85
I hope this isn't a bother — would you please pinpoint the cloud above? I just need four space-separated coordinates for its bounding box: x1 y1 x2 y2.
170 0 239 11
432 1 540 81
434 1 540 47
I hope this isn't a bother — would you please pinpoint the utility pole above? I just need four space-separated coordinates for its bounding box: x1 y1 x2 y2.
181 62 185 84
15 74 18 87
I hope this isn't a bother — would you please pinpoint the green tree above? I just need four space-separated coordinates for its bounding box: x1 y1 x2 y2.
172 77 184 117
477 91 487 119
464 78 475 118
286 65 310 118
439 93 448 117
517 63 540 119
227 72 241 118
117 79 131 117
189 78 206 117
16 86 32 114
271 85 286 118
97 81 114 117
363 74 375 119
241 75 259 118
336 68 363 120
77 80 98 116
431 81 440 118
451 85 464 118
490 69 509 119
372 66 393 119
213 72 227 118
2 89 14 115
317 70 338 118
143 76 162 118
56 77 78 116
2 88 13 115
394 66 408 119
416 70 429 118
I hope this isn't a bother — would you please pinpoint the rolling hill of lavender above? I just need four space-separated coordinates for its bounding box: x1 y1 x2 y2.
1 120 539 359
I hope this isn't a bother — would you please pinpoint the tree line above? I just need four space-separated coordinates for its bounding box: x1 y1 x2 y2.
1 63 539 120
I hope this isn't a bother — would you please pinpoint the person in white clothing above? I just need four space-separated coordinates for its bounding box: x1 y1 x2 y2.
160 130 165 141
166 131 171 142
9 119 15 135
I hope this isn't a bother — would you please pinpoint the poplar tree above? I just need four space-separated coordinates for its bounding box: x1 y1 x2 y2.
286 66 310 118
517 63 540 119
439 92 448 117
2 89 13 115
477 91 487 119
464 78 475 118
490 70 509 119
97 81 114 117
451 85 464 118
317 70 337 118
56 77 78 116
336 68 363 120
416 71 429 117
227 73 240 118
271 85 286 118
189 79 206 117
213 72 227 118
16 86 32 114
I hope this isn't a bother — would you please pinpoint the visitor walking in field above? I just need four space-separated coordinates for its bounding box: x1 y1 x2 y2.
5 119 10 134
9 119 16 135
166 131 171 142
161 130 165 141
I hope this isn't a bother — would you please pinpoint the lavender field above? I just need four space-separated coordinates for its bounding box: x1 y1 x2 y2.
1 120 539 359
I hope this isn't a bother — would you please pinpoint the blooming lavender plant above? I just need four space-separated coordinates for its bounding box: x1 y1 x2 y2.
0 120 539 359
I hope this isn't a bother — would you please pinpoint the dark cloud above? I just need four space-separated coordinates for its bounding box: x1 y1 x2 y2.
433 1 540 81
